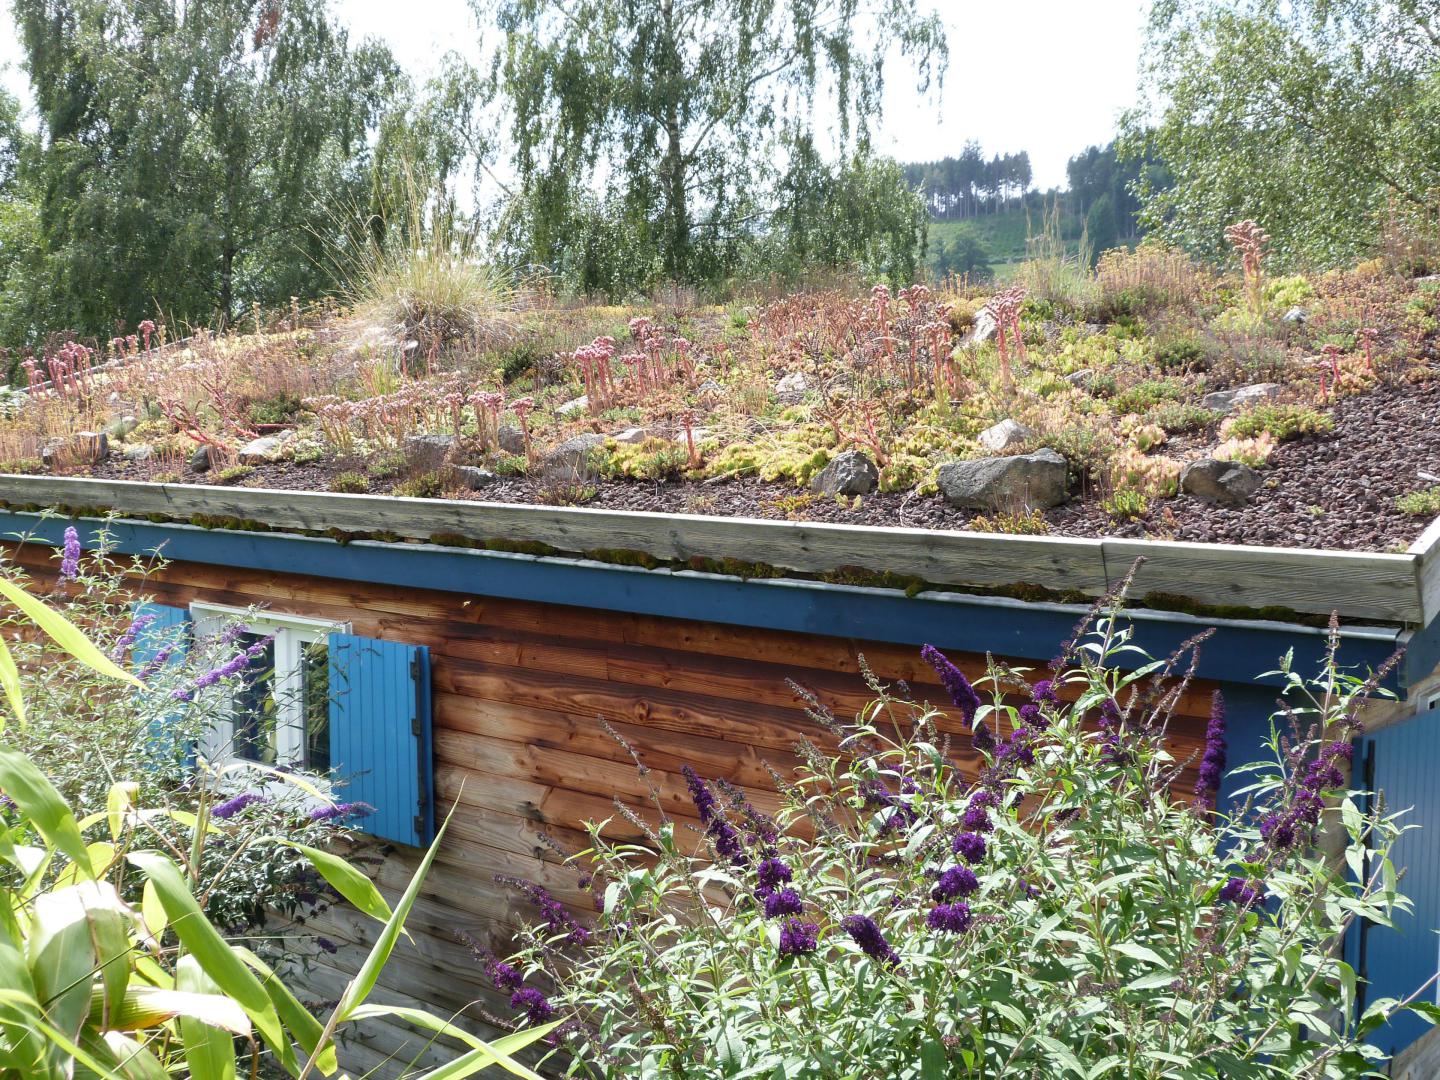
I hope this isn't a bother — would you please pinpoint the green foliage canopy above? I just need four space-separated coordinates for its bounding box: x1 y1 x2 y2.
10 0 403 338
476 0 948 292
1131 0 1440 267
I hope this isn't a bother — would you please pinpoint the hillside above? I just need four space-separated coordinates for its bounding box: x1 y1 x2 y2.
924 204 1088 280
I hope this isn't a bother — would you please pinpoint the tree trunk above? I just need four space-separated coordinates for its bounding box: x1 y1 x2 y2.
219 244 235 329
658 0 689 280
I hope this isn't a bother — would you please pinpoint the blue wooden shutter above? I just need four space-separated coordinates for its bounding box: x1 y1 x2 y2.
129 603 193 764
129 603 192 673
327 634 434 847
1351 705 1440 1059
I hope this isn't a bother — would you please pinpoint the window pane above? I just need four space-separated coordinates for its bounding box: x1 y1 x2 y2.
303 641 330 773
231 633 277 765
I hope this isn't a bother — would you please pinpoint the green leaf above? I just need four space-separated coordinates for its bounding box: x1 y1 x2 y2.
93 983 249 1037
105 784 138 843
1110 942 1165 966
918 1039 948 1080
350 1004 555 1078
335 807 453 1022
0 577 140 687
28 881 129 1049
86 1032 170 1080
139 882 166 941
407 1020 558 1080
1034 1035 1085 1077
279 841 393 923
176 956 238 1080
126 851 293 1072
0 744 92 874
0 636 25 728
1338 961 1357 1021
1408 1000 1440 1025
0 941 45 1074
232 947 336 1076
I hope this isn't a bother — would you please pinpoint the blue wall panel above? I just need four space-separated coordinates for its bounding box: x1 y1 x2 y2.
1358 706 1440 1057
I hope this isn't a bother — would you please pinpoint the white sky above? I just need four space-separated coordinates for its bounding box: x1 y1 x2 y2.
1 0 1149 190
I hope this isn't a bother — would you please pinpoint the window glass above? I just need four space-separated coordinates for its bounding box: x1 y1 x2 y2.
303 640 330 773
231 632 277 765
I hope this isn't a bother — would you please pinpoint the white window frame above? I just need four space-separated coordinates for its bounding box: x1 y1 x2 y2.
188 603 350 770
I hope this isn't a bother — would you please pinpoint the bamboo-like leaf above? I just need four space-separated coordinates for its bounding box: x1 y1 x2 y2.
410 1023 558 1080
29 882 130 1048
336 809 452 1021
90 982 250 1037
55 843 119 889
0 745 92 874
92 1032 170 1080
232 947 336 1076
0 942 46 1074
0 577 140 686
125 852 294 1072
139 881 166 941
176 956 237 1080
348 1005 553 1080
0 635 25 728
106 784 139 842
30 1011 131 1080
279 841 392 923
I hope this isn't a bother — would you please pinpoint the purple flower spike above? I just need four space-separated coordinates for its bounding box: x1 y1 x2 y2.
778 918 819 957
110 613 157 659
487 959 523 992
921 645 981 725
840 914 901 966
931 865 979 901
1195 690 1227 802
763 887 804 919
510 987 554 1023
952 831 987 864
59 526 81 582
756 858 793 890
1218 877 1262 908
683 763 748 866
498 876 591 946
682 764 718 823
307 801 376 823
961 803 993 834
212 791 265 819
926 901 972 934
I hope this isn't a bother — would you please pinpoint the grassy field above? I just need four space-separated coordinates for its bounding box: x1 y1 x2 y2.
923 205 1088 280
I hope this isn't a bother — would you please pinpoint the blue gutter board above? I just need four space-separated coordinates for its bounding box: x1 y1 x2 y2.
3 512 1411 690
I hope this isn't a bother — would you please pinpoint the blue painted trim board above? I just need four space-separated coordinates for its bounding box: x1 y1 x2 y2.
1 511 1412 691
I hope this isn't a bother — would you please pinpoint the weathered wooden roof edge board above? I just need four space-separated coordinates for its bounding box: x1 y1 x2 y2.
0 473 1433 625
3 508 1425 694
1409 511 1440 627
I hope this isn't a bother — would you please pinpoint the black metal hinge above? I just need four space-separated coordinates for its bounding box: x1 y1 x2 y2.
411 650 429 841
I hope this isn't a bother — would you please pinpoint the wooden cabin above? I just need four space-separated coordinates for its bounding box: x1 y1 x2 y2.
2 474 1439 1076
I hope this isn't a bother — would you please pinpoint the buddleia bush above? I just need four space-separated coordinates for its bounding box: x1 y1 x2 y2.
3 521 359 933
0 539 554 1078
496 595 1433 1078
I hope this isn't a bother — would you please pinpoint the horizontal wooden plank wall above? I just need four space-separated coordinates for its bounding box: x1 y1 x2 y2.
0 474 1429 622
0 538 1223 1078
